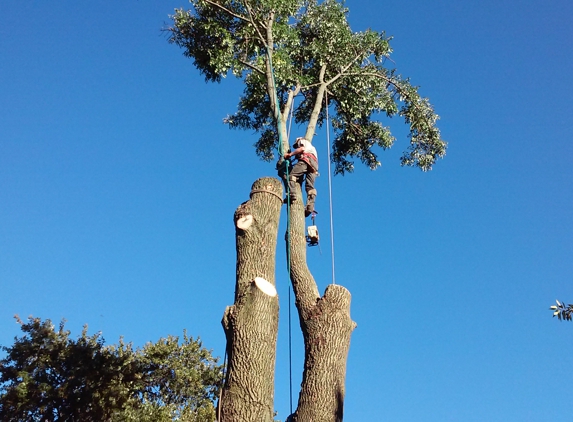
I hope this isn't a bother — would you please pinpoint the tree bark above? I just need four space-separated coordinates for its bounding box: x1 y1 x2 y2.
287 184 356 422
220 177 283 422
220 177 355 422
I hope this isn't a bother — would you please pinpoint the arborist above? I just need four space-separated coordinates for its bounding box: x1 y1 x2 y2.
283 137 319 217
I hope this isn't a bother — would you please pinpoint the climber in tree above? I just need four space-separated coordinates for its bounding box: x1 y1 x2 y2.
284 137 319 217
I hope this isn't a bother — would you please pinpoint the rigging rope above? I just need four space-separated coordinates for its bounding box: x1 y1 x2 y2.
325 91 336 285
286 164 293 416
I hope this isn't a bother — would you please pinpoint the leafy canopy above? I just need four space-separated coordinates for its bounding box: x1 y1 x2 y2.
168 0 446 173
0 316 223 422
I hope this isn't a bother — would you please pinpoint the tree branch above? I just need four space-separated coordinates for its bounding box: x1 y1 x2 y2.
244 1 268 46
264 12 279 121
325 50 367 86
303 65 327 141
281 83 301 124
238 58 265 75
202 0 250 24
300 82 322 91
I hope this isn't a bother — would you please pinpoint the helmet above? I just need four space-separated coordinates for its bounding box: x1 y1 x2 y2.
293 137 306 148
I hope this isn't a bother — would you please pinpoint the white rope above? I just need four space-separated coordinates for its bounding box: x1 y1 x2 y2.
287 95 294 140
286 92 295 415
325 91 336 285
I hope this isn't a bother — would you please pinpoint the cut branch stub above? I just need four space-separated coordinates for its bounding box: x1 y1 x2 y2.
236 214 254 230
254 276 277 297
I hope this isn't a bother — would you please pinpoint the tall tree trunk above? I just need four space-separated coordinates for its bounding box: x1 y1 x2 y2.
220 177 355 422
287 184 356 422
220 177 283 422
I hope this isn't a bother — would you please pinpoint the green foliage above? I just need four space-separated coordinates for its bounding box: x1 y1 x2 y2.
550 300 573 322
129 333 222 421
167 0 446 173
0 317 223 422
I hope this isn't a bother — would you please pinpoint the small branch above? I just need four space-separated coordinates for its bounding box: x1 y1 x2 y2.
299 49 370 91
238 58 265 75
299 82 322 90
244 1 268 46
281 84 301 124
264 12 280 121
325 50 367 86
203 0 250 23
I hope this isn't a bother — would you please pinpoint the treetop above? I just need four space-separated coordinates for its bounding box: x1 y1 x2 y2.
168 0 446 173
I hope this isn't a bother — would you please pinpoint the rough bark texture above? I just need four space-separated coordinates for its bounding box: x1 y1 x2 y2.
287 184 356 422
220 177 283 422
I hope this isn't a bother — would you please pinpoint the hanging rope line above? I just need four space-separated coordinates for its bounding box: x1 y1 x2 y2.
218 348 228 422
267 49 295 416
285 156 293 416
325 90 336 285
287 255 293 415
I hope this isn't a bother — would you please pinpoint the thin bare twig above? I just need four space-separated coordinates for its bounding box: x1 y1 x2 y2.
238 58 265 75
203 0 250 23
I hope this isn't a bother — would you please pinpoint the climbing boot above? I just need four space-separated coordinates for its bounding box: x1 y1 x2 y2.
284 191 299 204
305 205 318 217
305 189 317 217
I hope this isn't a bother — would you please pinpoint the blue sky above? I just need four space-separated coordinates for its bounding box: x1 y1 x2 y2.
1 1 572 420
